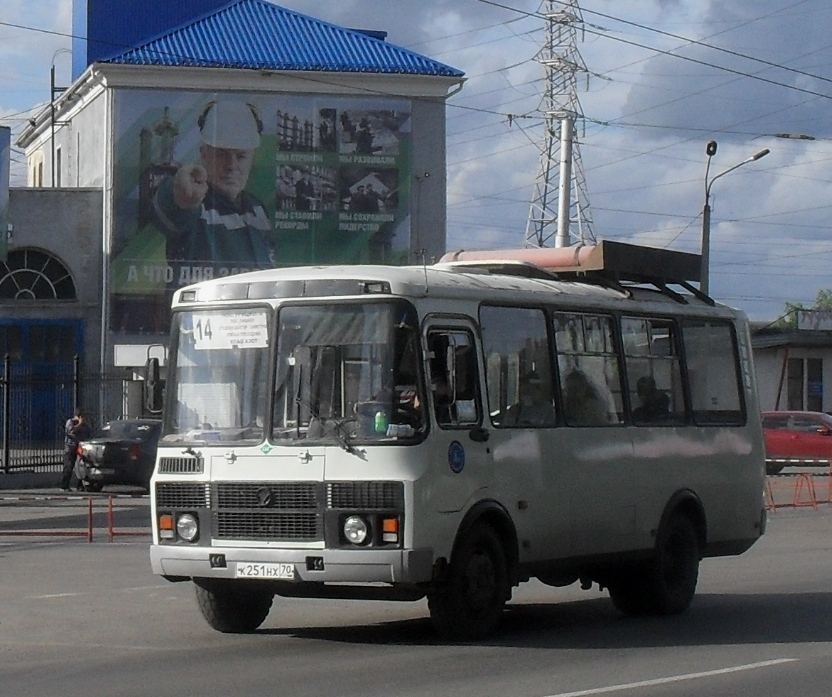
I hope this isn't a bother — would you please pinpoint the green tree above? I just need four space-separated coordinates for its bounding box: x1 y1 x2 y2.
776 289 832 328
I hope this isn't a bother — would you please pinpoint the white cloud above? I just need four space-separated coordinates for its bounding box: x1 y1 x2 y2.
4 0 832 318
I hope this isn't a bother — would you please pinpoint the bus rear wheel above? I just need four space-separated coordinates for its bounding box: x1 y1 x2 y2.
428 523 510 640
194 578 274 633
608 512 699 617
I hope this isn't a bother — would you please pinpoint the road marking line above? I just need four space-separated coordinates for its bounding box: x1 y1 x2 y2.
543 659 798 697
29 592 85 599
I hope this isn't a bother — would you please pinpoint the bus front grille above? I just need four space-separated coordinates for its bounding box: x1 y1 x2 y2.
215 482 318 509
155 482 210 509
211 482 321 541
327 481 403 509
157 456 204 475
214 511 320 541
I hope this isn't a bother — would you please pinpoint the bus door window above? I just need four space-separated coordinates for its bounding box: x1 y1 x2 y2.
553 312 623 426
427 330 480 428
621 317 684 425
480 305 556 428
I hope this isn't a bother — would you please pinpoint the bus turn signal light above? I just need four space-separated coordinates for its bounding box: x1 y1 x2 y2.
382 516 399 543
159 514 175 539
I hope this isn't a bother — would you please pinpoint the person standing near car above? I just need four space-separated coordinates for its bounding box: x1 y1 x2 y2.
60 407 91 491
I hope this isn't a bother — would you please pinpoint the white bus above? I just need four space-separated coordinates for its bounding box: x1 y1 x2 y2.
149 241 766 639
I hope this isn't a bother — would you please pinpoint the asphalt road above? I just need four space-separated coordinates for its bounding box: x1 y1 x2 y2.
1 499 831 697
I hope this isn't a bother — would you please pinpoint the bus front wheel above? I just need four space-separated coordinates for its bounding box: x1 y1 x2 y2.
608 512 699 617
194 578 274 633
428 523 510 640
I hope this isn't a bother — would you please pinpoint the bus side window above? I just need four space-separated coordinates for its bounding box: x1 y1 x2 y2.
621 317 685 425
553 312 623 426
480 305 555 428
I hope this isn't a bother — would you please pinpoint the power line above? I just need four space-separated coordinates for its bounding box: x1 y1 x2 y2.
474 0 832 102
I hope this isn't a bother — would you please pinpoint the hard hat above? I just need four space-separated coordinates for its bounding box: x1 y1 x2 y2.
198 100 262 150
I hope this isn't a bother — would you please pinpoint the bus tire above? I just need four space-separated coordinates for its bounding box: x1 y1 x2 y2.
428 523 509 640
193 578 274 633
608 512 699 617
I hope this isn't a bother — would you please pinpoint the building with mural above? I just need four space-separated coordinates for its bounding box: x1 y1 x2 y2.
15 0 464 393
0 0 464 448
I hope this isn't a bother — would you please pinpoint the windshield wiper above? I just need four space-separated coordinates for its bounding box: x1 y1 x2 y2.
295 396 360 456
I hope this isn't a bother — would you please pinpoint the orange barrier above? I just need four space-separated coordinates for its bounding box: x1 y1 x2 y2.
766 478 789 513
825 463 832 504
0 496 150 542
793 473 818 510
766 473 821 512
106 496 150 542
0 498 94 541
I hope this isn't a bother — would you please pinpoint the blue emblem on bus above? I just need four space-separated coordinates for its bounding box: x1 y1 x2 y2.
448 441 465 473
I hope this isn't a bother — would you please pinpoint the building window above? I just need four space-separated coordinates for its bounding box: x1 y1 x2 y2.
788 357 823 411
0 249 76 300
30 151 44 187
56 147 62 187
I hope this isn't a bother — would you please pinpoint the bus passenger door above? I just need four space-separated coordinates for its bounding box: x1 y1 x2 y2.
423 323 491 514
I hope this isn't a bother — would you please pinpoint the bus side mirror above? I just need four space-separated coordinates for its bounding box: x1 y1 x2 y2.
145 357 164 414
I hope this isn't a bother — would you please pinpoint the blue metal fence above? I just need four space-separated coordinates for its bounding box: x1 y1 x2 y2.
1 356 133 473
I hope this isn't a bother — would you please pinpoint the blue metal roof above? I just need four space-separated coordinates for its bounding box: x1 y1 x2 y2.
102 0 464 78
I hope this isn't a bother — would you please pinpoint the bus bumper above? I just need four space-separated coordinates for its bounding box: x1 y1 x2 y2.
149 544 435 584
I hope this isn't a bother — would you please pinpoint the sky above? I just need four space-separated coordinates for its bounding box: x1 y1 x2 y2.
2 0 832 321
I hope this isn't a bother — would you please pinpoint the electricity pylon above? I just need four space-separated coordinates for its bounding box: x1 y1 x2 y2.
524 0 595 248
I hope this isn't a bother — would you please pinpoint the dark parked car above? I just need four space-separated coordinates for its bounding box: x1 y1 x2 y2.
762 410 832 474
75 418 162 491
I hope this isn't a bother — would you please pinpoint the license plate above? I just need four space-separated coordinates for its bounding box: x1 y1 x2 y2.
235 562 295 580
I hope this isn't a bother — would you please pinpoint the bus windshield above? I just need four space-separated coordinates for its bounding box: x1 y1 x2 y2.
271 300 424 445
162 308 271 444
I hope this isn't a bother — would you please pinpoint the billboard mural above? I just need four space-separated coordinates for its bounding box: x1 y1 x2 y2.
0 126 8 262
111 90 412 335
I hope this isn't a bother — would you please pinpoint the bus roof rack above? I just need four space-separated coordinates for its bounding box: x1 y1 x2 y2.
437 240 712 305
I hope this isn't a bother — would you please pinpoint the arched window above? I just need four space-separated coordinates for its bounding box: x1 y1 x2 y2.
0 249 77 300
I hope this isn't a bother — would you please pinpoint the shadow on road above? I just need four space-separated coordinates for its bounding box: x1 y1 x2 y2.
257 592 832 649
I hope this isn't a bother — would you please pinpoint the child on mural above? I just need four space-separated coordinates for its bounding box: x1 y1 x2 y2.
151 99 275 268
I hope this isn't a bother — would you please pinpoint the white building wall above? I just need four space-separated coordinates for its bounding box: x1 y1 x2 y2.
754 350 785 411
754 346 832 412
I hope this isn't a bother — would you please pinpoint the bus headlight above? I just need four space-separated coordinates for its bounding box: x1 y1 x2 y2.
176 513 199 542
343 515 368 545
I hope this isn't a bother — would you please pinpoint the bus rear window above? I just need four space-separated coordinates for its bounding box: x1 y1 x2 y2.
681 320 745 425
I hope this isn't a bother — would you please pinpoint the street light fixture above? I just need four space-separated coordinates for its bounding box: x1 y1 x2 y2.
701 141 770 295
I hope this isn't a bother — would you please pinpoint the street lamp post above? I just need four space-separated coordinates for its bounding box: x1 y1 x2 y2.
701 141 770 295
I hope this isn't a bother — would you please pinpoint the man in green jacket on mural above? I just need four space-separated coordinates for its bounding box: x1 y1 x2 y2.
152 99 275 269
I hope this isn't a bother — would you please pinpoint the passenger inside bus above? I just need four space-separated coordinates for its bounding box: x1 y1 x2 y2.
502 371 556 427
632 375 670 423
562 370 611 426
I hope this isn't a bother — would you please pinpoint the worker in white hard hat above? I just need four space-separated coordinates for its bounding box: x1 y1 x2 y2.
152 99 274 270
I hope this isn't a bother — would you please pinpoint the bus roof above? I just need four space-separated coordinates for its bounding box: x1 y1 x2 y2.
172 242 740 318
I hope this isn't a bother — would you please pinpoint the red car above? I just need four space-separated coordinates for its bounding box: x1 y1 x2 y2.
762 410 832 474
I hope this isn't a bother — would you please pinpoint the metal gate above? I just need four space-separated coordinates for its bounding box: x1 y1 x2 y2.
1 355 141 473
